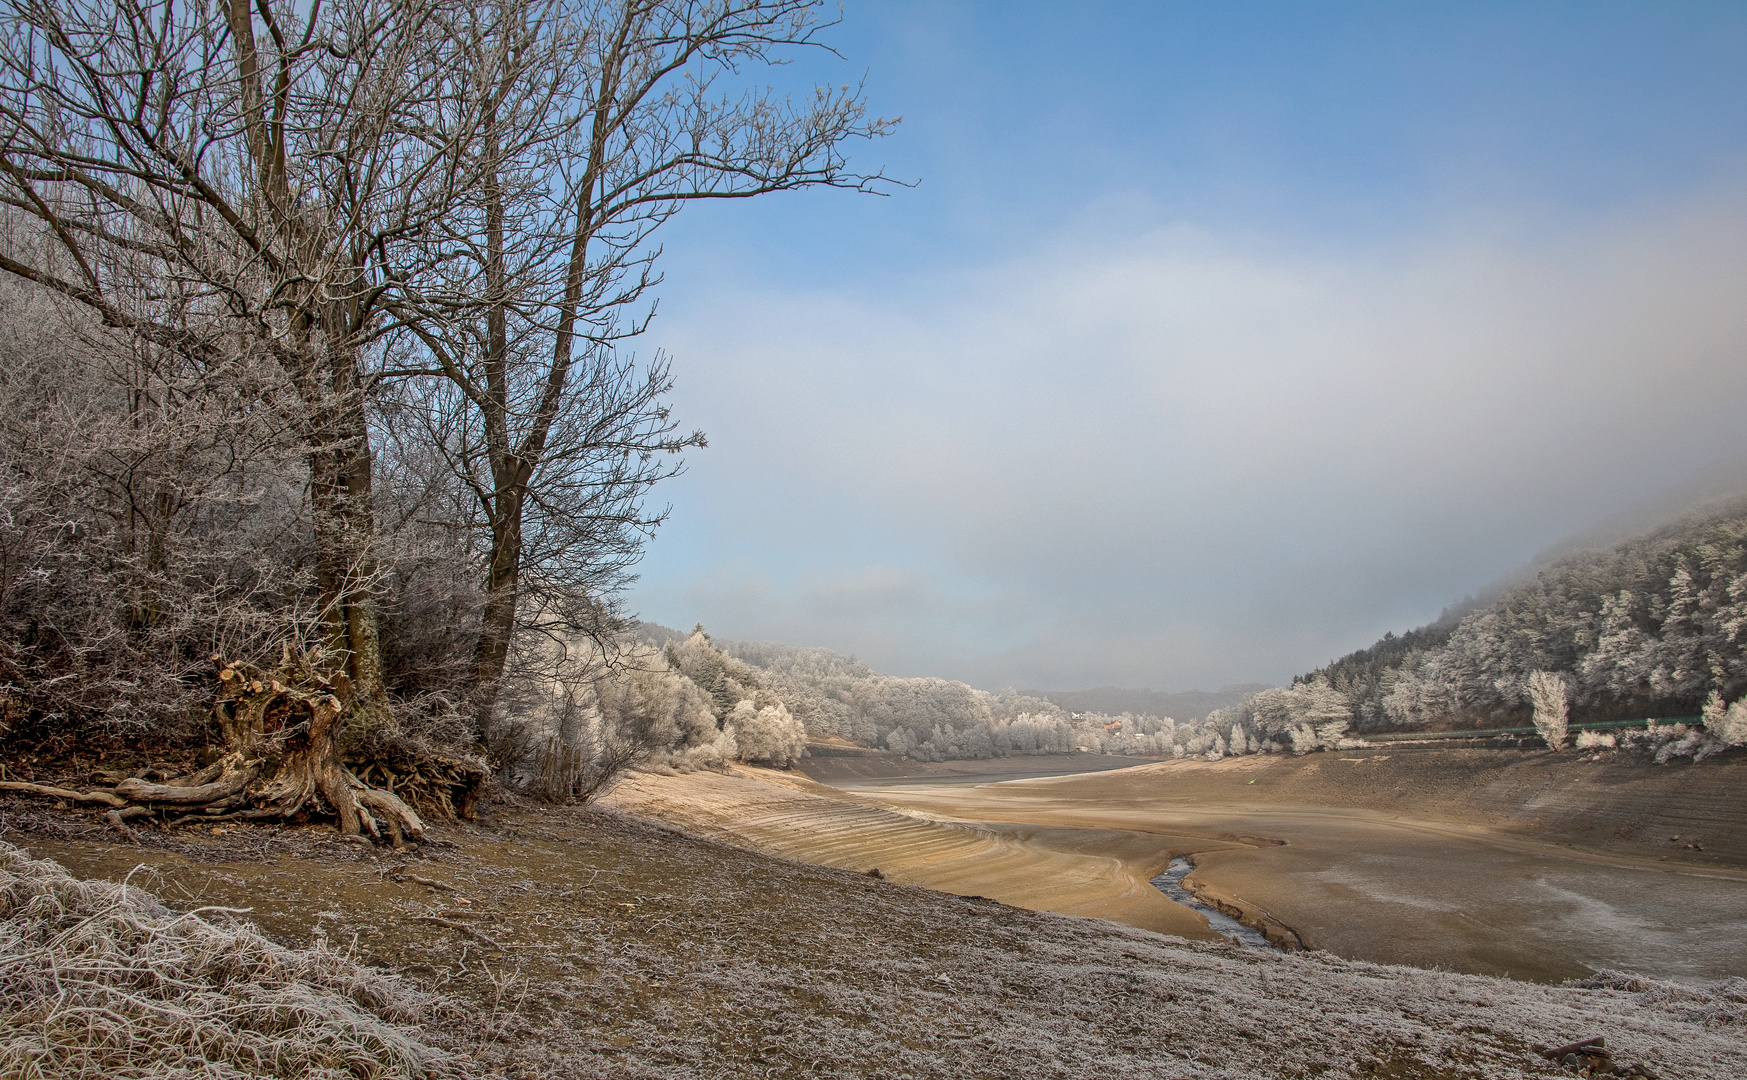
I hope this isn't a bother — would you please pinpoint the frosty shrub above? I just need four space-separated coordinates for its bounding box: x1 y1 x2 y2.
1653 726 1712 764
1528 670 1570 749
1574 729 1616 749
728 699 806 767
1702 690 1747 748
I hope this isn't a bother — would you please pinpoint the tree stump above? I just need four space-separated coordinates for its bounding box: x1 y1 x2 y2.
108 651 426 844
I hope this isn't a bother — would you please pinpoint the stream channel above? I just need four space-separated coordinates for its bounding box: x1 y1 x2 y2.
1148 857 1276 949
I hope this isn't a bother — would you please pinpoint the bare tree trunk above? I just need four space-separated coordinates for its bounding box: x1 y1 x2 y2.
467 124 519 735
307 384 390 726
419 0 886 740
469 480 524 733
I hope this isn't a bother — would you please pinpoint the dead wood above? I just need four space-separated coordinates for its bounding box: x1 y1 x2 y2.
4 652 438 848
1543 1037 1606 1059
347 746 486 822
0 780 125 807
387 868 456 892
0 654 481 851
414 915 503 950
113 757 256 804
104 808 141 843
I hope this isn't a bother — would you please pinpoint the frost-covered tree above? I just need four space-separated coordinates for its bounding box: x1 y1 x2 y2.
727 698 806 767
1528 670 1570 749
1246 679 1353 752
1302 503 1747 731
1702 690 1747 748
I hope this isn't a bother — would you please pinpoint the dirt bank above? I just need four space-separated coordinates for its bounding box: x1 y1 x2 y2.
1047 745 1747 865
6 793 1744 1080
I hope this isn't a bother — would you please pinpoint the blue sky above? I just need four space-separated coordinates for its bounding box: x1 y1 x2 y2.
623 1 1747 692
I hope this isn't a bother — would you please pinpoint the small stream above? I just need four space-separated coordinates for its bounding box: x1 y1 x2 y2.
1149 857 1277 949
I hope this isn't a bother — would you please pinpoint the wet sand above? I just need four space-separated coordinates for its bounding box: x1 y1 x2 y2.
614 749 1747 983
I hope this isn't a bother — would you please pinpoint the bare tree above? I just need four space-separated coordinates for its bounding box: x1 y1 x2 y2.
0 0 891 837
382 0 895 736
0 0 494 836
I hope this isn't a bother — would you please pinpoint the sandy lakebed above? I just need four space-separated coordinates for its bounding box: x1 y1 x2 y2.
608 745 1747 984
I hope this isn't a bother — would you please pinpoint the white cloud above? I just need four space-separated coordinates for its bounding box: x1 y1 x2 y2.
632 187 1747 689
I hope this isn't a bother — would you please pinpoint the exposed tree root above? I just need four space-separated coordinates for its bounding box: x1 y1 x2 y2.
0 779 125 807
103 807 146 843
113 755 256 805
347 746 486 822
1 651 478 849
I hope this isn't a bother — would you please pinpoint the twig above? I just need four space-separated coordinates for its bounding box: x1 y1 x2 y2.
387 868 456 892
413 915 503 950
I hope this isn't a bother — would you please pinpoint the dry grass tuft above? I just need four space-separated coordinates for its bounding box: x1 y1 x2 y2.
0 841 464 1080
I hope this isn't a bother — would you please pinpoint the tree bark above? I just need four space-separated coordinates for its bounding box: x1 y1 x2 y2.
308 395 390 727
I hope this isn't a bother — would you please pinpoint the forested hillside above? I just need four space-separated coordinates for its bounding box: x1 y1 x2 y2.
625 625 1218 762
1305 502 1747 732
705 500 1747 770
1027 685 1270 723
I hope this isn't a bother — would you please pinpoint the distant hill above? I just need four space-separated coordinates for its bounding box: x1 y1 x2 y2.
624 624 1223 760
632 623 1269 725
1026 685 1270 723
1304 499 1747 731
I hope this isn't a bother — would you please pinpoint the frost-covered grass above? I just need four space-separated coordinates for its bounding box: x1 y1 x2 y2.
9 803 1745 1080
0 842 462 1080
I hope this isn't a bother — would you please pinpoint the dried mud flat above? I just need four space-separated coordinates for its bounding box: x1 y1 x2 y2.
763 747 1747 984
5 790 1746 1080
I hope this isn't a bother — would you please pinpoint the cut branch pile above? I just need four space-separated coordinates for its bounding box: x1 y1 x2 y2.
0 841 464 1079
